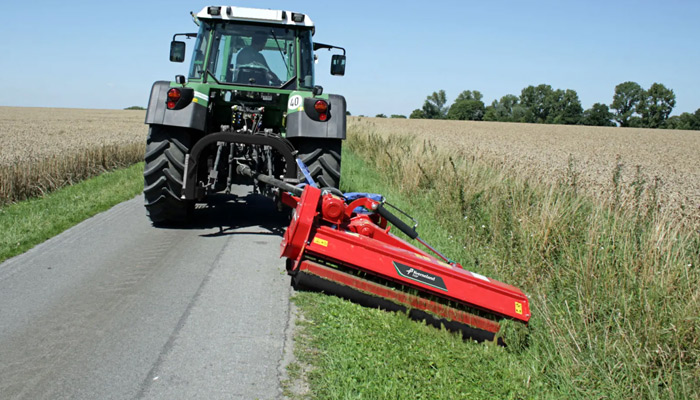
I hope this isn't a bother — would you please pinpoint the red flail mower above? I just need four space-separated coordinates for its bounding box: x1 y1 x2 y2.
280 185 531 344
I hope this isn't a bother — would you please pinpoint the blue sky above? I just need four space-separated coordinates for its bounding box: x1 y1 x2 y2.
1 1 698 116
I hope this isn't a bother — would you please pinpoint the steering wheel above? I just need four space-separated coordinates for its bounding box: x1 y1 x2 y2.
236 63 281 86
266 70 281 86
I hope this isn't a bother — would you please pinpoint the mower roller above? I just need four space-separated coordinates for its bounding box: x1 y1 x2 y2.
277 182 531 343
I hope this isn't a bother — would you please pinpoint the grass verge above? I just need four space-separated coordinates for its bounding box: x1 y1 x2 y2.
0 163 144 263
293 131 699 399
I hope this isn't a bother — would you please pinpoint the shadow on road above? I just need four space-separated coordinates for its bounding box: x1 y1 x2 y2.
155 192 290 237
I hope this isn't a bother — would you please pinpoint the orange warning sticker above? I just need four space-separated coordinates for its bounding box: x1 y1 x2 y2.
313 237 328 247
515 302 523 315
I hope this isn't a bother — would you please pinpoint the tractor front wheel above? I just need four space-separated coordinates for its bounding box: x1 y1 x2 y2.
143 125 194 225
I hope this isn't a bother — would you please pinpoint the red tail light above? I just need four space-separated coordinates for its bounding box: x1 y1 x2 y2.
315 100 328 121
167 88 181 109
314 100 328 113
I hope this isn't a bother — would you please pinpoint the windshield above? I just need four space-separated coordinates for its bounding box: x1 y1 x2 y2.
189 22 299 88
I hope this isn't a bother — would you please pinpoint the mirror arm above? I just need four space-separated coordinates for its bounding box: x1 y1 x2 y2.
172 33 198 41
313 42 346 56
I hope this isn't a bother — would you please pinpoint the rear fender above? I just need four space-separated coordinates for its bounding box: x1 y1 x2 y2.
145 81 207 131
285 92 346 139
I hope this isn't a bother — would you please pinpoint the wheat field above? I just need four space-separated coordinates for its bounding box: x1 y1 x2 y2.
2 107 699 228
350 117 700 228
0 107 146 205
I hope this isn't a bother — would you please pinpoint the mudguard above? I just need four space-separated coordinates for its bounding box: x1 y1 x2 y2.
286 94 346 139
144 81 207 131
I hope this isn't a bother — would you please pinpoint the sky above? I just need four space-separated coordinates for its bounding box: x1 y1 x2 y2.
0 0 698 117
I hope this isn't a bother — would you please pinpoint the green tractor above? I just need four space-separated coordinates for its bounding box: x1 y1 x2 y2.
144 6 347 224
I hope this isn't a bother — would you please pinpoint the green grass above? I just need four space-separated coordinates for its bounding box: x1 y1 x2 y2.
0 163 144 263
294 291 533 400
293 131 699 399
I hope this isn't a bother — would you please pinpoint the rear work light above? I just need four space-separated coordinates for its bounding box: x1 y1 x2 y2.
314 100 328 121
167 88 181 109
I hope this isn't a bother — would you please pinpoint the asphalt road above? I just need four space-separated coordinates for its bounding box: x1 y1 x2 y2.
0 187 295 399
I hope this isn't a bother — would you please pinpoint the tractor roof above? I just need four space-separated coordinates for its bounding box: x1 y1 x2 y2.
195 6 315 29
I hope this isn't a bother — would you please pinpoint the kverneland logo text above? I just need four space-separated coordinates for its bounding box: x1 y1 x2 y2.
394 262 447 291
405 268 436 281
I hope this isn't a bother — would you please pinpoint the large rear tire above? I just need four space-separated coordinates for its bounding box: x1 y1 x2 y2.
293 138 342 189
143 125 194 225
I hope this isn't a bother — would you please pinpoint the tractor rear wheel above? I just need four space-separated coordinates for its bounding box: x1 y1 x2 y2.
143 125 194 225
293 138 342 189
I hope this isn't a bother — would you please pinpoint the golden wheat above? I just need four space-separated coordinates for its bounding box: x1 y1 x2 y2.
0 107 146 205
350 117 700 229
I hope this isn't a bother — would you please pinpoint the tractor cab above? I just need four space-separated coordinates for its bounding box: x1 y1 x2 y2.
170 6 345 90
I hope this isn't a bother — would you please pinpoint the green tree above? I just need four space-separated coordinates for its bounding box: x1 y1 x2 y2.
611 81 644 127
520 84 554 123
483 105 496 121
345 111 351 116
582 103 615 126
455 90 483 102
484 94 520 122
691 108 700 130
638 83 675 128
550 89 583 125
375 113 387 118
628 116 643 127
390 114 407 119
422 90 448 119
447 89 485 121
665 115 681 129
409 109 425 119
447 99 485 121
666 109 700 130
511 104 529 122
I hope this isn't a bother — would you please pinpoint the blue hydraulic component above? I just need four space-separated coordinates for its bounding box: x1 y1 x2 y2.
295 158 317 187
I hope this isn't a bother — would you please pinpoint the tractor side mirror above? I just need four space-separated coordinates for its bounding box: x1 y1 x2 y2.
170 41 186 63
330 54 346 76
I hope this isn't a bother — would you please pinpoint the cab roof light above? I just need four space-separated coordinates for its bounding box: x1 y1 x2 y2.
291 13 305 23
208 6 221 16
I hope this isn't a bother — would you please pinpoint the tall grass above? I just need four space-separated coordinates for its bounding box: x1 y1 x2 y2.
340 126 699 398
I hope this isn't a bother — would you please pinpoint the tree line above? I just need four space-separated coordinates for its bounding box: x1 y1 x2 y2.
395 82 699 130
